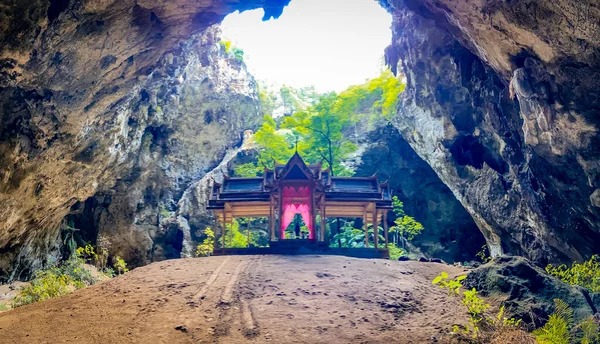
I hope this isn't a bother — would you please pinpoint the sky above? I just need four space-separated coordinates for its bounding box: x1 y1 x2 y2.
221 0 392 93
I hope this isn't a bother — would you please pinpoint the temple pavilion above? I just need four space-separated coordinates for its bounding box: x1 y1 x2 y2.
207 152 393 255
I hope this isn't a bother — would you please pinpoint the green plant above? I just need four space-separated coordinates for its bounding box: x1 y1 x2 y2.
0 303 9 311
196 228 215 257
476 244 492 263
12 271 74 307
114 256 128 275
577 315 599 344
462 287 491 333
546 255 600 293
533 299 573 344
59 256 98 286
76 244 98 263
62 221 80 257
388 243 405 261
432 272 466 295
159 205 172 219
389 196 423 252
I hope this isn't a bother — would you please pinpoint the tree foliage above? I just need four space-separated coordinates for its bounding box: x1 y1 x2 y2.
236 70 405 178
389 196 424 251
546 255 600 293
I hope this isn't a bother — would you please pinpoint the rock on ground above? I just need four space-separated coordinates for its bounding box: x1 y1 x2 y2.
465 256 600 326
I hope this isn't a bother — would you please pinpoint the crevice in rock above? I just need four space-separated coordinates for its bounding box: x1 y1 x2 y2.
47 0 70 23
449 135 508 174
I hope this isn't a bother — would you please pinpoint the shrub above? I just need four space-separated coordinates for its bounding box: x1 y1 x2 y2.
196 228 215 257
476 244 492 263
59 256 98 286
12 269 80 308
388 243 404 261
113 256 129 275
76 244 98 263
546 255 600 293
432 272 525 340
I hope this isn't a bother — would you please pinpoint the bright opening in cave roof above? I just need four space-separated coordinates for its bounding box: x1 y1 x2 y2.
221 0 392 93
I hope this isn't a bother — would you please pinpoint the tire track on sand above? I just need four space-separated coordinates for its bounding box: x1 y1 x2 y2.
213 258 250 339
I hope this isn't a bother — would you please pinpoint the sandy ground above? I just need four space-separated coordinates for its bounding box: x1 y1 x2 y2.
0 255 469 343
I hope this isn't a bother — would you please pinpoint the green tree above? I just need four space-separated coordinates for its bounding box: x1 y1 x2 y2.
282 92 357 176
389 196 424 252
196 228 215 257
223 219 249 248
234 115 295 177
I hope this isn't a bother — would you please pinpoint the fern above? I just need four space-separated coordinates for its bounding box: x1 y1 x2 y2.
577 316 599 344
533 299 573 344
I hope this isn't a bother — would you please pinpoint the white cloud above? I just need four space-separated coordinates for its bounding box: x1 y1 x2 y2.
221 0 392 93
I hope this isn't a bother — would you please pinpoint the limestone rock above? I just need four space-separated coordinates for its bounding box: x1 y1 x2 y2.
385 0 600 264
465 256 600 326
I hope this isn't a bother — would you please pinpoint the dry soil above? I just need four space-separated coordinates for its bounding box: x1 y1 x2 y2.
0 255 469 343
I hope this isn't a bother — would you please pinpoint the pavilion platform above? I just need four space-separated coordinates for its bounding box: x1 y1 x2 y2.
213 239 389 259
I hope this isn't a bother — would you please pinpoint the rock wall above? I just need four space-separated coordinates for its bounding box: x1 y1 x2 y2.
355 125 485 262
0 0 284 279
385 0 600 264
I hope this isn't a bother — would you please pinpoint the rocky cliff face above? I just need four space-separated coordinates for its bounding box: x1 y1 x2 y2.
355 125 485 262
0 0 280 279
384 0 600 264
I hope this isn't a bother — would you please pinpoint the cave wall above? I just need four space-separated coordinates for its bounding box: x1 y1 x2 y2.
355 125 485 262
385 0 600 264
0 0 287 279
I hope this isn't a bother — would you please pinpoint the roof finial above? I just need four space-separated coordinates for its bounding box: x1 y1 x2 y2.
295 136 298 153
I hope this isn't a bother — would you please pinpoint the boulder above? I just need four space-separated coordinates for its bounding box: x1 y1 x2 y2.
465 256 599 326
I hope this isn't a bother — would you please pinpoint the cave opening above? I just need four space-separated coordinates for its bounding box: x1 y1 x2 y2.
47 0 70 23
450 135 508 174
65 195 110 249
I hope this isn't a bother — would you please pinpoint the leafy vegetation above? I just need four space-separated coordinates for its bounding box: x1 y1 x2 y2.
546 255 600 293
389 196 423 253
12 243 130 308
219 40 244 63
531 298 600 344
533 299 573 344
236 70 405 178
62 221 80 257
114 256 129 275
12 270 77 307
432 272 526 341
12 254 98 307
476 244 493 263
432 272 600 343
196 228 215 257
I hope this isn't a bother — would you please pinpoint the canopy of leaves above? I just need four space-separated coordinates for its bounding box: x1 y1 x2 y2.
237 70 404 178
389 196 424 249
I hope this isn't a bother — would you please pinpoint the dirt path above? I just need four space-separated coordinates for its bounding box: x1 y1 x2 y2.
0 255 469 343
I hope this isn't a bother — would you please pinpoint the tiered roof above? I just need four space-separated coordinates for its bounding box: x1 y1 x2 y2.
208 152 392 210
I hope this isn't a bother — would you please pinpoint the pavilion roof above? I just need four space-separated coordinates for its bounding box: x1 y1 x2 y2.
207 153 392 210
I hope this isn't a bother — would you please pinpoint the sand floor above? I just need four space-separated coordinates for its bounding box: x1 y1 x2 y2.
0 255 469 343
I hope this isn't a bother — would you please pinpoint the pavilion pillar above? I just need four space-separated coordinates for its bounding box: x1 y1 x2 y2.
363 209 369 248
373 208 379 249
221 208 226 248
383 211 389 248
320 197 326 242
213 212 218 251
246 219 250 248
269 197 275 242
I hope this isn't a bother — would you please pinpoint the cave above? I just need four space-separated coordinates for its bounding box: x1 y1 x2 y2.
0 0 600 338
449 135 508 174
